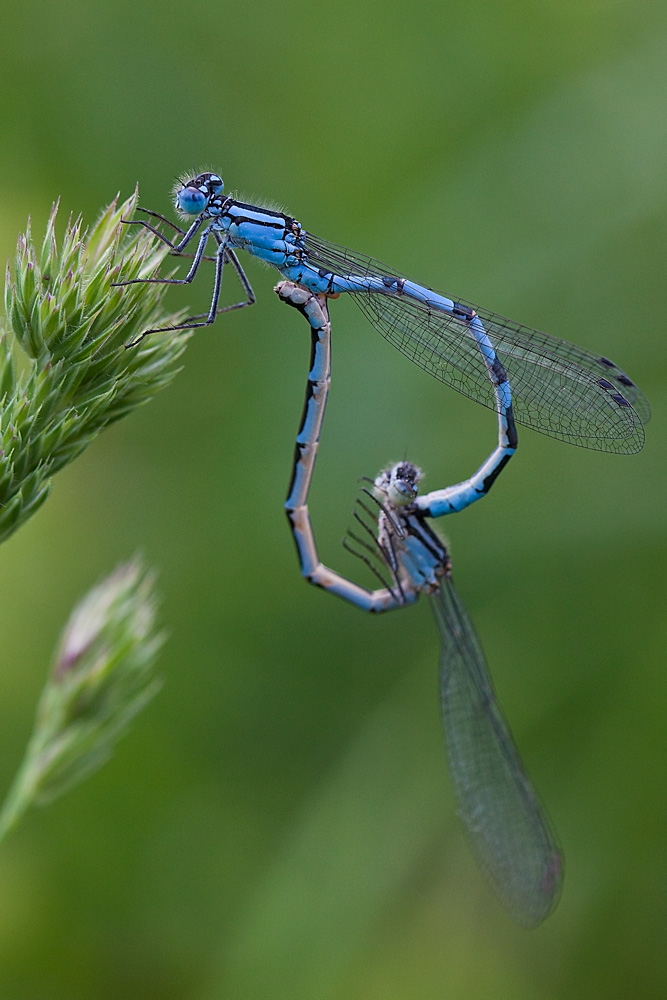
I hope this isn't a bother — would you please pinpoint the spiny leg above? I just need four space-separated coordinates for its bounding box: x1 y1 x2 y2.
135 206 185 237
167 246 256 324
124 236 224 346
343 499 405 603
116 219 210 291
210 244 255 313
123 240 256 347
114 213 205 268
130 208 217 262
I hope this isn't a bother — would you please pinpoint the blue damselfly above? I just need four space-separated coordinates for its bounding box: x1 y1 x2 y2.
114 172 649 454
279 280 561 927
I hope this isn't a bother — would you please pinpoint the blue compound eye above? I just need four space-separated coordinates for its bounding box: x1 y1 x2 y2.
208 174 223 195
176 185 207 215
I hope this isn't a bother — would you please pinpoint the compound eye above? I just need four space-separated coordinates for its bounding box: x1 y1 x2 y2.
176 185 207 216
388 478 417 506
208 174 224 195
388 462 420 505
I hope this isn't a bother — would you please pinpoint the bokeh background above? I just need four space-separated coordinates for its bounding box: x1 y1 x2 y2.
0 1 665 997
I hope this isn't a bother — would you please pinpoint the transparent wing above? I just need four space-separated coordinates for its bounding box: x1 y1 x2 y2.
303 233 649 453
432 576 563 927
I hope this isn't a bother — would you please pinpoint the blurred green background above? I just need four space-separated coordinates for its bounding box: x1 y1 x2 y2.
0 0 665 997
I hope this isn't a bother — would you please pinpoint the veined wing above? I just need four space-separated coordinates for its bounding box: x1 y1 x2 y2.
432 575 563 927
303 233 649 453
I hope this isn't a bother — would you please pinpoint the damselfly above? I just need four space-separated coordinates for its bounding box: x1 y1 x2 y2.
114 172 649 454
279 280 562 927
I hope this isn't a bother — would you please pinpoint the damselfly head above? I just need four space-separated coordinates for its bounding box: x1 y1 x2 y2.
173 172 224 217
375 462 421 508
